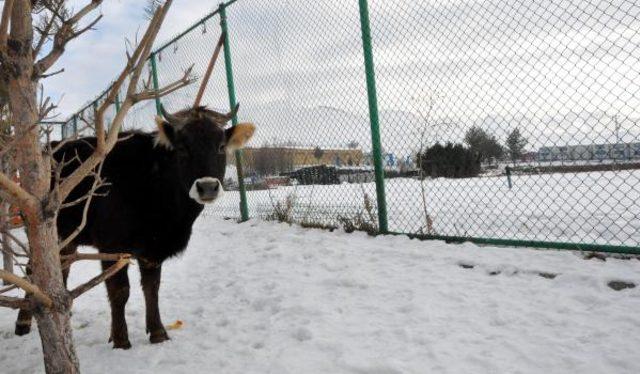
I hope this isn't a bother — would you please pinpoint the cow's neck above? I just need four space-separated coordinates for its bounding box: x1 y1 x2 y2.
152 148 204 227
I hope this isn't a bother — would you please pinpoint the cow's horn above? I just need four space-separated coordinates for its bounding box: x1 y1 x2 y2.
226 103 240 121
207 103 240 124
160 104 183 126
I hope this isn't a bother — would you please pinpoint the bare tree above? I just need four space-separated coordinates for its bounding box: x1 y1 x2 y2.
506 127 528 165
464 126 503 164
313 146 324 163
411 92 439 236
0 88 14 281
0 1 193 372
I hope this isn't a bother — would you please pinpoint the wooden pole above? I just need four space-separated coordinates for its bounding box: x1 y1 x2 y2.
194 32 225 107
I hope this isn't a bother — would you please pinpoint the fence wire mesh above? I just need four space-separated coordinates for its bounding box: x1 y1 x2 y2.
62 0 640 253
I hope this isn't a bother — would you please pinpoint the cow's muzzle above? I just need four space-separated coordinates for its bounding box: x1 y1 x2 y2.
189 177 224 204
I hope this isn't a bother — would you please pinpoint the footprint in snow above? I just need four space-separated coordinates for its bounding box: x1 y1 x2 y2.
323 278 369 290
292 327 313 342
262 282 277 292
215 318 230 327
262 244 277 252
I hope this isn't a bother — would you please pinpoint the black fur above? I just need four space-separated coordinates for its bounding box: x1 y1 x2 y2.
55 114 229 262
16 107 246 347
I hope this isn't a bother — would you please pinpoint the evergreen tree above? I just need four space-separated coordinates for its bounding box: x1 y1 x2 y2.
506 128 528 164
464 126 503 163
418 142 481 178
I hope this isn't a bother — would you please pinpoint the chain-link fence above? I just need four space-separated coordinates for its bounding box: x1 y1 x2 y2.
62 0 640 254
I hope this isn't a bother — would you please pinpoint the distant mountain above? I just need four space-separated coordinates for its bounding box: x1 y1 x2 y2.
120 100 640 158
238 103 427 157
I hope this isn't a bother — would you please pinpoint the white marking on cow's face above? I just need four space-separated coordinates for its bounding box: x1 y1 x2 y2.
189 177 224 204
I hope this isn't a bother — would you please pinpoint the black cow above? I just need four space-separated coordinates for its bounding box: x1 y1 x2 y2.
15 105 255 349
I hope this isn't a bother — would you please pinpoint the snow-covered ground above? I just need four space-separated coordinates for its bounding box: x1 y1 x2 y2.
2 217 640 373
208 170 640 248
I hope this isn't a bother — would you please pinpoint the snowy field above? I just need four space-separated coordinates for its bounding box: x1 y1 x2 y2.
2 217 640 373
210 169 640 248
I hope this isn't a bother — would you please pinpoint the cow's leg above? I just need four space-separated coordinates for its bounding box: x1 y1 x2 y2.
14 260 33 336
103 260 131 349
60 244 78 287
15 244 79 336
139 261 169 344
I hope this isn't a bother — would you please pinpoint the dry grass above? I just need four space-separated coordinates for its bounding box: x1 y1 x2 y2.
266 193 297 223
337 192 378 235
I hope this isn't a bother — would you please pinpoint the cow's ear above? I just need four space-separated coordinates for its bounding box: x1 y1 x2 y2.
155 116 176 149
225 122 255 152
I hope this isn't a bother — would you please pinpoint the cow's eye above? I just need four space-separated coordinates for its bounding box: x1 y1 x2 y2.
218 144 225 153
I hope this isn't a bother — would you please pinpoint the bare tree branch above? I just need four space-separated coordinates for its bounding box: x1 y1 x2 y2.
58 161 104 249
39 67 64 79
32 0 104 79
0 283 18 294
61 252 131 270
1 228 28 255
0 269 53 308
70 257 130 299
0 294 31 310
0 0 14 50
132 64 195 103
33 15 56 58
0 124 38 159
37 84 61 121
56 0 175 202
0 238 28 278
0 171 37 211
0 236 27 258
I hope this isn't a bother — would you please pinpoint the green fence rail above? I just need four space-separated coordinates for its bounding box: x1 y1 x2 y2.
61 0 640 255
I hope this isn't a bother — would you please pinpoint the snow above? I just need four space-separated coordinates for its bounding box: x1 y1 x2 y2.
206 170 640 247
2 217 640 373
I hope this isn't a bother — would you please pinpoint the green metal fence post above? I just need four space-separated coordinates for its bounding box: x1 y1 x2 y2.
92 101 99 131
358 0 389 234
115 93 121 113
72 115 78 138
114 93 122 132
220 2 250 222
149 53 162 115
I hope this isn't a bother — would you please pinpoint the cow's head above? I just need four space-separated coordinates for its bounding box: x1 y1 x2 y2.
155 104 255 205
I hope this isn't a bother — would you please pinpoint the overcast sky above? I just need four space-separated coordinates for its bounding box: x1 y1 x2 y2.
45 0 640 153
44 0 217 116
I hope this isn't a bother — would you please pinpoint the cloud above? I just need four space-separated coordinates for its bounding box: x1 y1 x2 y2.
49 0 640 155
44 0 216 117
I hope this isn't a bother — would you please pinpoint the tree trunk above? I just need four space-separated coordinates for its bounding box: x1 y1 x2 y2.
1 206 11 284
6 1 79 372
8 66 80 374
28 219 79 374
1 156 14 283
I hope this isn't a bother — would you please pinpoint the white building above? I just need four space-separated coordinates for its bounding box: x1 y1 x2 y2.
538 143 640 162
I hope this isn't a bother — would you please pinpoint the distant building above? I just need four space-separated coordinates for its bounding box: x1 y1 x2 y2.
285 165 339 185
538 143 640 162
264 176 290 188
520 152 537 163
632 143 640 158
337 166 375 183
234 146 364 170
283 165 375 185
363 152 402 169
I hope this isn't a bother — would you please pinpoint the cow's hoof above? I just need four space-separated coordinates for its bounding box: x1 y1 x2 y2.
15 324 31 336
112 340 132 350
149 329 170 344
